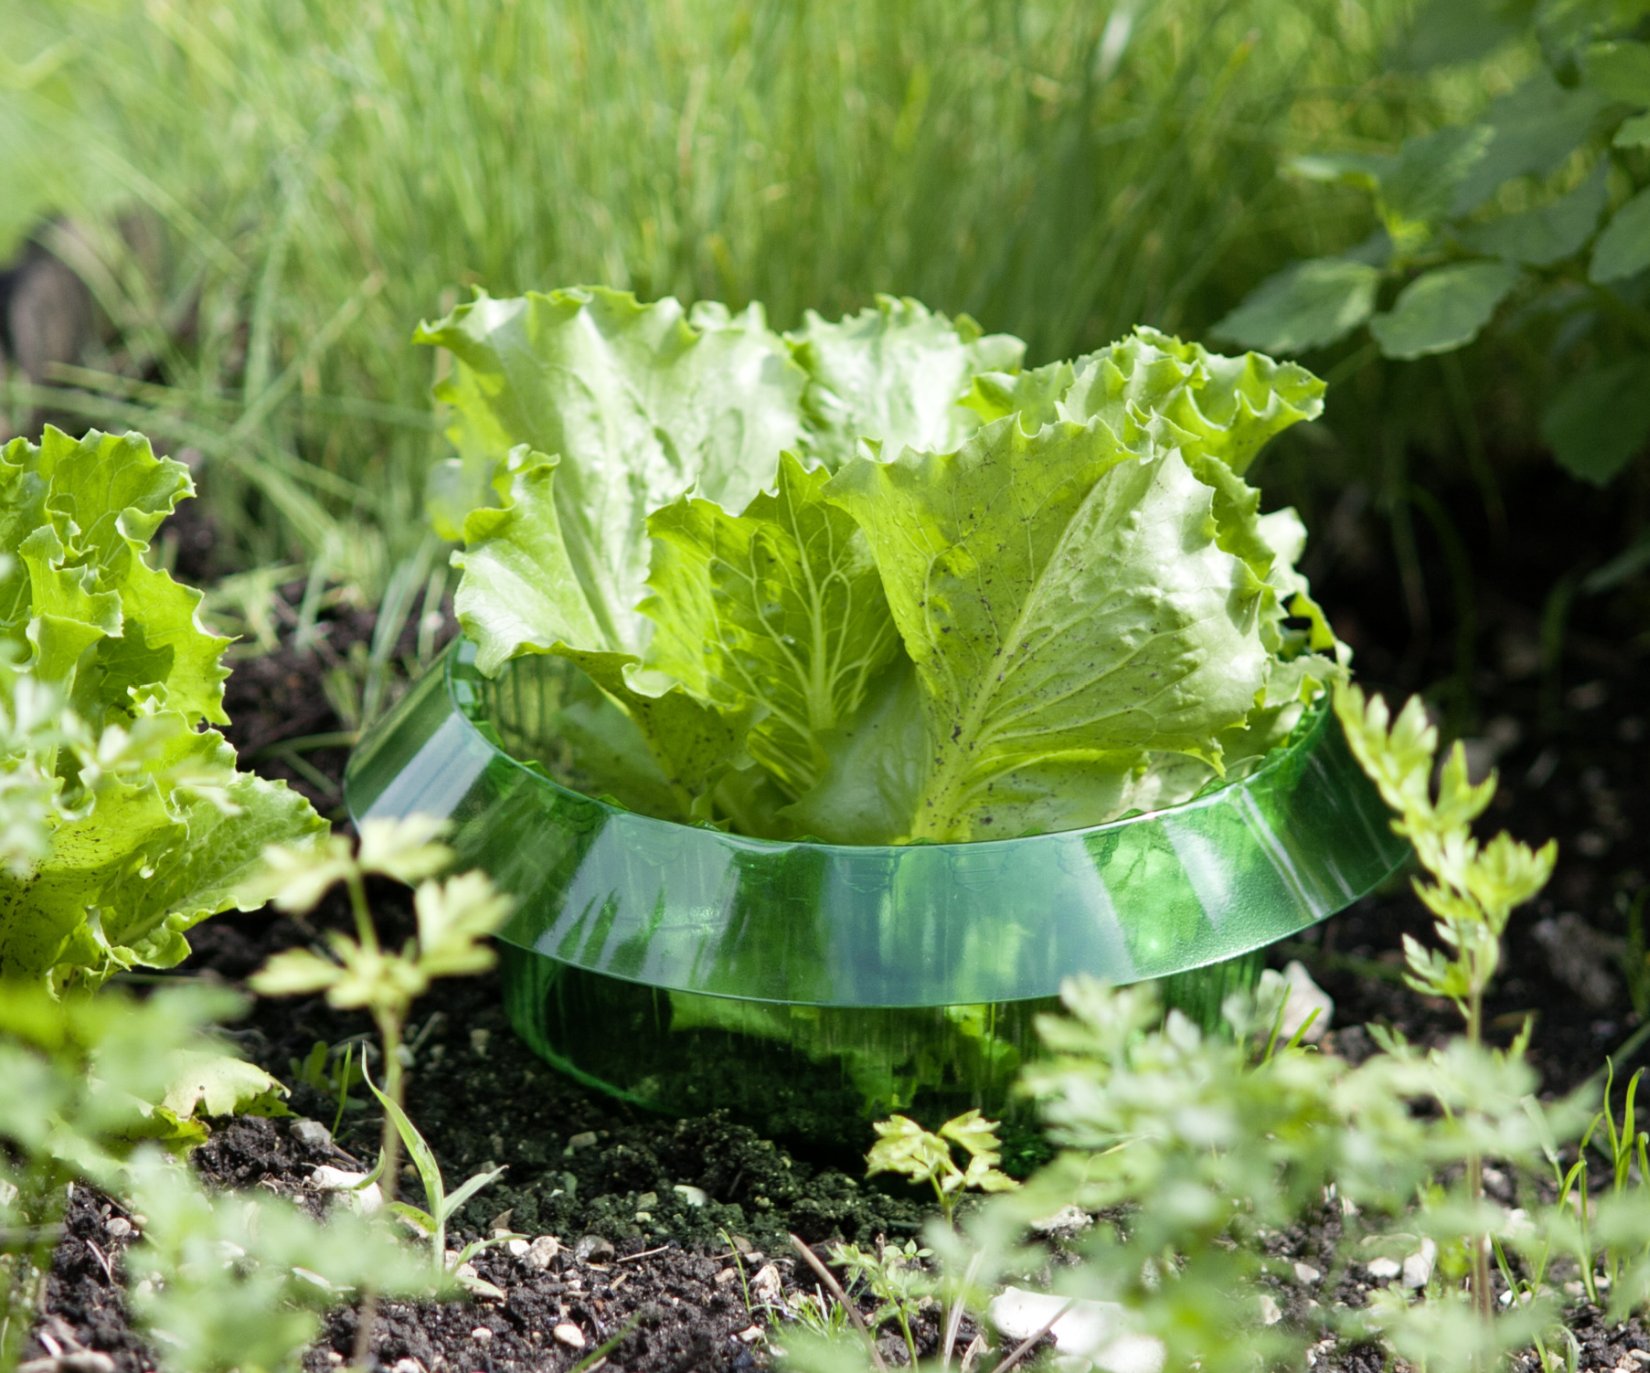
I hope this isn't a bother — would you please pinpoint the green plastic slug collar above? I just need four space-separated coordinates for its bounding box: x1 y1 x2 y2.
344 639 1409 1011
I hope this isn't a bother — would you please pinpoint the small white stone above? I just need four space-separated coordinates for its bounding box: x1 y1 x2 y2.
389 1360 425 1373
1259 1294 1282 1326
1365 1257 1401 1281
673 1184 708 1208
737 1326 764 1344
751 1263 784 1304
1402 1238 1437 1289
525 1236 561 1270
554 1323 586 1350
469 1028 491 1055
1031 1205 1093 1237
310 1166 382 1215
107 1217 133 1240
470 1327 493 1343
567 1131 598 1152
1293 1262 1321 1285
989 1287 1165 1373
1276 961 1333 1043
505 1238 530 1259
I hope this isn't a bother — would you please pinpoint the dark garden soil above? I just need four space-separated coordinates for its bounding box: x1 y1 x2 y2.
22 471 1650 1373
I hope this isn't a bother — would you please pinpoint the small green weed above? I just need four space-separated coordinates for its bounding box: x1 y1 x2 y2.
249 815 513 1359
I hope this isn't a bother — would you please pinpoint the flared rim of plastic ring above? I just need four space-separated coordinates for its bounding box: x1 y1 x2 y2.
344 639 1413 1007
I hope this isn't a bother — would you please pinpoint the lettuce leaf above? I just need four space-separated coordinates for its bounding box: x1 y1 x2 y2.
0 428 325 992
823 417 1274 842
432 295 1341 844
787 296 1023 467
642 452 900 799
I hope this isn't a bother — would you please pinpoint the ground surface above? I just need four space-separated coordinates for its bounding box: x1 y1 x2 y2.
21 472 1650 1373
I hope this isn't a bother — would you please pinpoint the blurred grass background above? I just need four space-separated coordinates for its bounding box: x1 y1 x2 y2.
1 0 1511 677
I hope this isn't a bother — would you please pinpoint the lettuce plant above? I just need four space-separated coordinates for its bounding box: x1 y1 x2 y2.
0 427 325 991
424 289 1345 843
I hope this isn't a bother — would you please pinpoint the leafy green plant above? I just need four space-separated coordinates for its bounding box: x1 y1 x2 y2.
0 982 437 1373
1336 683 1556 1333
432 289 1345 845
248 815 512 1358
1216 0 1650 487
864 1111 1019 1231
122 1146 444 1373
781 974 1601 1373
0 426 325 992
365 1066 519 1299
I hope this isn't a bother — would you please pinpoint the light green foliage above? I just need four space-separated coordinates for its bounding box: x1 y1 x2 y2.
441 294 1344 842
0 985 411 1373
249 814 513 1352
1335 684 1556 1021
1216 2 1650 485
783 976 1606 1373
124 1149 443 1373
642 452 900 801
250 816 510 1028
0 428 325 992
822 1237 933 1368
866 1111 1018 1222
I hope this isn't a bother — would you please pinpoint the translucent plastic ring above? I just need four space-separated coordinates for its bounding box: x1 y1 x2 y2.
344 640 1409 1130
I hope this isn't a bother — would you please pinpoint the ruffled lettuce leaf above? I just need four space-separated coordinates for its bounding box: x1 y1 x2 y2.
823 417 1275 842
786 296 1024 467
418 287 810 621
642 452 900 800
439 292 1028 818
964 326 1324 477
0 428 324 992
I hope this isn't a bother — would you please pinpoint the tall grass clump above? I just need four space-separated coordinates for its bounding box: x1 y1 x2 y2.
5 0 1426 607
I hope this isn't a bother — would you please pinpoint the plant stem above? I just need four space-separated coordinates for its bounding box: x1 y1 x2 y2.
1466 981 1494 1359
349 872 406 1371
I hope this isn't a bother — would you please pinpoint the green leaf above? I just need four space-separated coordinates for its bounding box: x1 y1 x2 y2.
825 419 1273 842
248 948 342 998
1369 261 1521 360
1450 71 1616 216
0 428 324 991
776 660 925 843
419 288 807 628
1615 111 1650 146
1212 259 1382 356
1392 0 1528 69
1540 357 1650 484
160 1051 290 1121
1590 185 1650 282
1052 328 1326 478
454 450 744 816
1286 151 1388 191
1379 124 1494 244
642 452 900 798
412 871 509 979
785 296 1023 467
1459 160 1610 266
1582 39 1650 105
